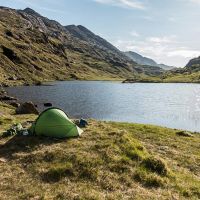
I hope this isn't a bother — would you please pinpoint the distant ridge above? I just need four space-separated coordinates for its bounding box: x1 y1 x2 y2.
124 51 174 70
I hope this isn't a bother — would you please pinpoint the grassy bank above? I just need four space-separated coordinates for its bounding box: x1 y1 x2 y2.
0 103 200 199
123 73 200 83
2 73 200 87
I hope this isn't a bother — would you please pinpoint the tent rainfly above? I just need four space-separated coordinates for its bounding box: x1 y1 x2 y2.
29 108 83 138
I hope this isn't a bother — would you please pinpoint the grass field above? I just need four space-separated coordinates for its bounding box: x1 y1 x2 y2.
0 103 200 199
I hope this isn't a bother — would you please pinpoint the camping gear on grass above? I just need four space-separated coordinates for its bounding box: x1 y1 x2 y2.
29 108 83 138
2 123 30 137
78 118 88 128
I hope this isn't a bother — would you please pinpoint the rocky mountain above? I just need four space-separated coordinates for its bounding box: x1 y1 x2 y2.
167 56 200 74
124 51 157 66
158 64 174 71
157 56 200 83
185 56 200 72
124 51 174 70
0 7 164 86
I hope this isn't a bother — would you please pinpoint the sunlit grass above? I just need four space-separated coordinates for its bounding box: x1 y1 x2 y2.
0 103 200 199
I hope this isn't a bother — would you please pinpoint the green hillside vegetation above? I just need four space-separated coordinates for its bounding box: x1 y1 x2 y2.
162 72 200 83
0 9 124 85
0 7 165 86
0 102 200 199
162 63 200 83
123 70 200 83
160 57 200 83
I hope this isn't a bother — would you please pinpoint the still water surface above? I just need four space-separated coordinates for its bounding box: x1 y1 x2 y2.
6 81 200 131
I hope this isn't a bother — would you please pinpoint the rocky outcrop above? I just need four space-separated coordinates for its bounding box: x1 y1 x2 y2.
0 88 20 107
0 88 6 96
166 56 200 78
9 101 20 108
185 56 200 72
2 46 21 64
176 131 194 137
0 95 17 101
16 102 39 114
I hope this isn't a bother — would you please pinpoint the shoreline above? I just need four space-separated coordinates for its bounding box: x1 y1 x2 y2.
2 82 200 133
2 77 200 88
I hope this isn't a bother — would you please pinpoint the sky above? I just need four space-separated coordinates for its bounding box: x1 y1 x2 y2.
1 0 200 67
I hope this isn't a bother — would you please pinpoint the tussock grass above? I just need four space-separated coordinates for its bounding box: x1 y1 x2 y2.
141 157 168 176
0 103 200 199
133 168 167 188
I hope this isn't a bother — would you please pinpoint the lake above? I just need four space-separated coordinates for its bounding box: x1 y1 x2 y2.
5 81 200 132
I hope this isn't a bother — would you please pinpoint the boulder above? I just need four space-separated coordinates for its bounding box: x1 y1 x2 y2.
1 83 9 87
176 131 194 137
35 81 42 86
0 158 7 163
8 76 18 81
9 101 20 108
16 102 39 114
44 103 52 107
0 95 17 101
0 89 7 95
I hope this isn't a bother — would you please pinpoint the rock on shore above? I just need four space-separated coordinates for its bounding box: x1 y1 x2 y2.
16 102 39 115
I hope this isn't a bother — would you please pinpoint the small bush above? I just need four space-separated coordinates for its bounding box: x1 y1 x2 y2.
141 157 168 176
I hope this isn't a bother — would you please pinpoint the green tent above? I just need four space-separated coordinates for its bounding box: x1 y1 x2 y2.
30 108 83 138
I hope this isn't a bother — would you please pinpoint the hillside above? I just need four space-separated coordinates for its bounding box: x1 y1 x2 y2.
124 51 174 70
185 56 200 71
161 56 200 83
0 102 200 199
0 7 164 86
122 54 200 83
124 51 158 66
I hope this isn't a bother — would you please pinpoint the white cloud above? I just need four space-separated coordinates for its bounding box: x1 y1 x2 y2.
114 38 169 57
112 35 200 66
167 50 200 58
147 36 176 44
93 0 146 10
